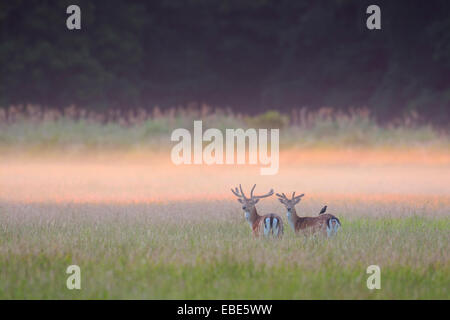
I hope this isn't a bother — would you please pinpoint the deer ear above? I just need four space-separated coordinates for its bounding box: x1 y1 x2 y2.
278 199 285 204
253 199 259 204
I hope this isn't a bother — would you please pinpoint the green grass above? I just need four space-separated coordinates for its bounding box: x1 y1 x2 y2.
0 202 448 299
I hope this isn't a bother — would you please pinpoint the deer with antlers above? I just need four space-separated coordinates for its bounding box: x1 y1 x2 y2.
231 184 284 238
276 192 341 237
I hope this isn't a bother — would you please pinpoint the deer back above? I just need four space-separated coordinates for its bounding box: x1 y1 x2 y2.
295 213 339 233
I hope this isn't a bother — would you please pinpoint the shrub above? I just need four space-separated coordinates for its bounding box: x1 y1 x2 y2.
245 110 289 129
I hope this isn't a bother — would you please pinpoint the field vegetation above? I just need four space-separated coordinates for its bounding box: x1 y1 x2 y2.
0 106 448 299
1 201 448 299
0 105 448 152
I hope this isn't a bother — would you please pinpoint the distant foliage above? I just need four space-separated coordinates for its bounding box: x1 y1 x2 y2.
245 110 289 129
0 1 449 126
0 105 447 151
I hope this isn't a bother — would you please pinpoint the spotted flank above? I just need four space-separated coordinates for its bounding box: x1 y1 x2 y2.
326 217 341 237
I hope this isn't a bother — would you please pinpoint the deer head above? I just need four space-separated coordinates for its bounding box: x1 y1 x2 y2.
231 184 274 221
276 192 304 216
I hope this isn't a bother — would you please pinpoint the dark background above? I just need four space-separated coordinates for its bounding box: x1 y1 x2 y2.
1 0 449 125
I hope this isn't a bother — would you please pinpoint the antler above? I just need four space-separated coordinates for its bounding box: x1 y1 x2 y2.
232 184 274 201
276 192 289 201
293 192 305 200
231 184 248 200
276 192 304 204
252 186 274 199
276 192 288 204
249 184 256 198
292 192 305 203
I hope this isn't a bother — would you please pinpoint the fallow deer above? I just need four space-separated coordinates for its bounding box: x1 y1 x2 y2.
231 184 284 238
276 193 341 237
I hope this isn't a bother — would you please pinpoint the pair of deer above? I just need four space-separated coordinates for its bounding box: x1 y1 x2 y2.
231 184 341 238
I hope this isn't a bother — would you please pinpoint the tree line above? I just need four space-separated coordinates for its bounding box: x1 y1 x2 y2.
0 0 449 126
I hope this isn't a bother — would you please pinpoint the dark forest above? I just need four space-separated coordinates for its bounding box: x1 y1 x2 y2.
1 0 449 125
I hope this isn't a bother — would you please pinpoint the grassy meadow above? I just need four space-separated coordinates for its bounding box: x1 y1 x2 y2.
0 106 449 299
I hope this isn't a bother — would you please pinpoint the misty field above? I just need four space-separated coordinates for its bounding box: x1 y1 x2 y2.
0 107 449 299
1 149 449 299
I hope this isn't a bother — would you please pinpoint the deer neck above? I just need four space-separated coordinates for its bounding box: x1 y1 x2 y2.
287 207 300 230
245 207 260 228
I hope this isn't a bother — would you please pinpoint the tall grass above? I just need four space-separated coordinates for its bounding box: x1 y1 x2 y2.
0 201 448 299
0 105 448 152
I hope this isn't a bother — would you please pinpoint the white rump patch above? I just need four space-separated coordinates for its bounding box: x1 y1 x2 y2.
272 218 279 236
264 217 271 236
326 218 340 237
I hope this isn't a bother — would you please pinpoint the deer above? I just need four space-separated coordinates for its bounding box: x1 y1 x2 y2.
231 184 284 238
276 192 341 237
